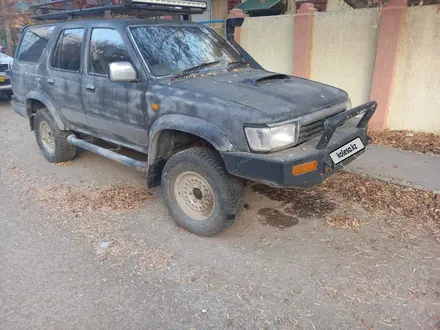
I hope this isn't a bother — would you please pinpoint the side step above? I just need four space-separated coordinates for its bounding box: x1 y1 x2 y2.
67 134 148 172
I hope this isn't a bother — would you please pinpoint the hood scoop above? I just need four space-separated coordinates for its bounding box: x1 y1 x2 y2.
240 74 291 86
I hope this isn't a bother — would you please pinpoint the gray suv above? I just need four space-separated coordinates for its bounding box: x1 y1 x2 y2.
11 16 376 236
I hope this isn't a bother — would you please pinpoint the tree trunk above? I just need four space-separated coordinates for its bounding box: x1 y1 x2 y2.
4 18 13 56
285 0 296 14
1 0 15 56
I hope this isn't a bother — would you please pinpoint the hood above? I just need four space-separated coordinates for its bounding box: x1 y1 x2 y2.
171 70 348 122
0 53 13 64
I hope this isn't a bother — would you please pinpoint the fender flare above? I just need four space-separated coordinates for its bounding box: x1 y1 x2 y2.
25 91 66 130
146 114 236 187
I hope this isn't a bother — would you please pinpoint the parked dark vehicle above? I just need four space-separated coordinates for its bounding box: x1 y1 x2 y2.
11 1 376 236
0 53 13 100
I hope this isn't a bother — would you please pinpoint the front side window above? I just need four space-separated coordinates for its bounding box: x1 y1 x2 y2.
16 26 55 63
130 26 240 76
89 28 130 76
51 28 84 72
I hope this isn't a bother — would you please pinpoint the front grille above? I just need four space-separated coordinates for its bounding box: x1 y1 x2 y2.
298 112 346 144
0 64 8 72
298 118 328 144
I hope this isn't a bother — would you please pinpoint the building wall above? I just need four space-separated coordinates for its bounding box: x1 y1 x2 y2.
387 6 440 133
235 4 440 133
211 0 228 22
310 9 379 107
240 15 295 75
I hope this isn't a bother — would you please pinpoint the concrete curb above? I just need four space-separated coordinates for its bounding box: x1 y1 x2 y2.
346 145 440 193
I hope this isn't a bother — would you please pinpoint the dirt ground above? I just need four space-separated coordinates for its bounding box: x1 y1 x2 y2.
1 103 439 330
371 129 440 155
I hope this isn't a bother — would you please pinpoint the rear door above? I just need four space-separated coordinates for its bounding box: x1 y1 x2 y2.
12 25 55 104
82 27 148 151
43 27 88 128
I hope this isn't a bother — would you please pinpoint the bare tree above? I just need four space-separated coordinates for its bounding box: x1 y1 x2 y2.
0 0 33 56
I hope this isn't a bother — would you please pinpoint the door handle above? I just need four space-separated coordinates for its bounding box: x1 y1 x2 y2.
85 84 95 92
47 78 54 85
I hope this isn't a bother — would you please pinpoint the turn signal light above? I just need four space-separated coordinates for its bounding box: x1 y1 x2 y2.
291 160 318 176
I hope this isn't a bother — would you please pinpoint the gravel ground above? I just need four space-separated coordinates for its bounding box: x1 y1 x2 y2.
1 103 439 330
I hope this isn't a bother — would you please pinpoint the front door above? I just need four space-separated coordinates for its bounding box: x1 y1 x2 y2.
82 27 148 151
43 27 88 128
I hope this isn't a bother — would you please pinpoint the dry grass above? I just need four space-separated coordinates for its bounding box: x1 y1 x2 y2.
37 184 154 216
321 172 439 220
325 214 361 231
95 237 174 271
35 170 440 241
252 171 440 238
370 129 440 154
35 183 173 269
138 248 174 271
320 172 440 238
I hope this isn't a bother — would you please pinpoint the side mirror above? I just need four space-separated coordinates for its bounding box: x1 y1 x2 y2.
225 17 244 40
109 62 138 82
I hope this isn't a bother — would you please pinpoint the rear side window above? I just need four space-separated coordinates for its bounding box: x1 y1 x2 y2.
89 28 130 76
16 26 55 63
51 28 84 72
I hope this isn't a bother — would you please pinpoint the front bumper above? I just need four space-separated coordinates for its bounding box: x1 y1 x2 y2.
221 101 377 188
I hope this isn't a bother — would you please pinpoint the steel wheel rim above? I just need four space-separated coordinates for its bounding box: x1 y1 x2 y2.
39 121 55 154
174 171 215 221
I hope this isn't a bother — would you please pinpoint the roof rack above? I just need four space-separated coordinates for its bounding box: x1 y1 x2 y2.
31 0 207 21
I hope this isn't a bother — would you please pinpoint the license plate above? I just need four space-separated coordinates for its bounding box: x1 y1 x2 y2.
0 76 4 82
329 137 365 165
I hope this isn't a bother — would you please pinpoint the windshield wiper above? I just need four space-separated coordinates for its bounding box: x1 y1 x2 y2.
171 60 220 80
227 60 249 68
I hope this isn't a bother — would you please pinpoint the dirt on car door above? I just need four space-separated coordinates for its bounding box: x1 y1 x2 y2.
82 27 148 150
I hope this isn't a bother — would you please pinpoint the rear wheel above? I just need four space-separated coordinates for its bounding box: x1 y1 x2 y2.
161 147 244 236
34 108 77 163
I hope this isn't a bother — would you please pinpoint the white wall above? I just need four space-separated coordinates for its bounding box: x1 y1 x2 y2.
240 15 295 75
387 6 440 133
310 9 379 107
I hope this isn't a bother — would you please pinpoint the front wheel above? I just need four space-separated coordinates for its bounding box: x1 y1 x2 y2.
161 147 244 236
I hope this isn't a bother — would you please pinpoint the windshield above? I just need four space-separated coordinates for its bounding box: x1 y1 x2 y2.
130 25 241 77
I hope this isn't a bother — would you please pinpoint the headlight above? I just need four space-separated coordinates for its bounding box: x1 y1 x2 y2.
244 122 298 152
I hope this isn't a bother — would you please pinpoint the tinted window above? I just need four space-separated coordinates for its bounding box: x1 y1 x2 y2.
51 28 84 72
16 26 55 63
130 26 240 76
89 28 130 76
